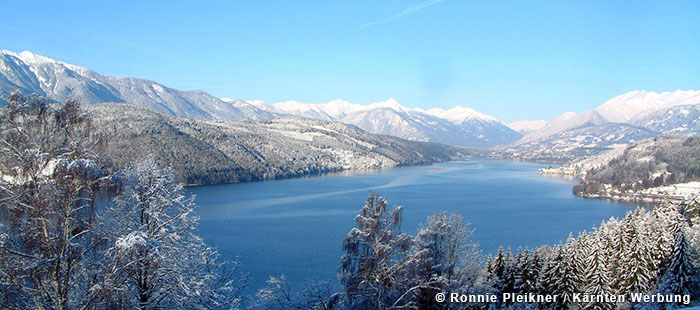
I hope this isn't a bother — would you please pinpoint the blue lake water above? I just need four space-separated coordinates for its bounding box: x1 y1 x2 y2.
187 159 633 295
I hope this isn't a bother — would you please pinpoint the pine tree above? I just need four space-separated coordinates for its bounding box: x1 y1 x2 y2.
553 236 580 309
619 209 655 296
514 248 541 295
487 247 506 291
657 229 696 303
583 234 614 310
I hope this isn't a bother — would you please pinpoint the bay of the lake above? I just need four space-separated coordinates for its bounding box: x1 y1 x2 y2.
187 159 633 295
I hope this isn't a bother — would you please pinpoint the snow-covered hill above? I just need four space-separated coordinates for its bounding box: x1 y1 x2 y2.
0 50 273 121
86 103 462 185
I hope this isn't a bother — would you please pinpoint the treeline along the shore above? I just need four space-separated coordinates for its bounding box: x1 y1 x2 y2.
574 135 700 199
2 93 700 309
85 103 464 186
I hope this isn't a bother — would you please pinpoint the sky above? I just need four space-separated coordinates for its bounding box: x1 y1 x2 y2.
2 0 699 122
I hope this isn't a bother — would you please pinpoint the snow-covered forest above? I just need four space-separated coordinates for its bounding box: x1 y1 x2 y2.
0 93 242 309
2 93 700 309
573 136 700 199
84 103 463 185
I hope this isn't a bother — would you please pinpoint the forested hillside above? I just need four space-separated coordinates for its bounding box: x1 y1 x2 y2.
574 135 700 197
86 103 463 185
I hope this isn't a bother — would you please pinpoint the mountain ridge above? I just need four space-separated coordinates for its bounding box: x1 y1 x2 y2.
250 98 522 147
0 49 271 121
0 50 520 147
2 50 699 153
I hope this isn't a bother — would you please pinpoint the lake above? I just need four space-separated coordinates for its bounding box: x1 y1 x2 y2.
188 159 633 295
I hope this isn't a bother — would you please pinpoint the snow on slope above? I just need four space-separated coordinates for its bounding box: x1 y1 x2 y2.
519 110 608 143
595 89 700 123
507 120 547 134
630 103 700 135
0 50 522 147
249 98 521 147
0 50 275 121
272 99 366 121
426 106 499 123
518 89 700 145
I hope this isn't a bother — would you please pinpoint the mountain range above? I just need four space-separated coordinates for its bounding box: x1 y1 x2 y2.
509 90 700 160
0 50 273 121
0 50 520 147
248 98 522 147
1 49 699 155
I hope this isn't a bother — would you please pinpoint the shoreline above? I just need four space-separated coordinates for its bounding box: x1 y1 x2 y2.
574 182 700 205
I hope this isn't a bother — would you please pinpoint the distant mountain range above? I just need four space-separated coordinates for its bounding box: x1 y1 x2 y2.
509 90 700 160
507 120 547 134
0 50 520 147
248 98 521 147
1 49 699 154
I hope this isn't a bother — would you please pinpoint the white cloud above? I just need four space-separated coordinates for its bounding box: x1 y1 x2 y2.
359 0 444 29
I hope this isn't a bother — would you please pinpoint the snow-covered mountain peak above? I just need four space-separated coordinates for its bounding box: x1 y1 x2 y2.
274 100 311 112
244 97 519 147
220 97 249 105
325 98 354 106
2 50 88 73
320 99 365 116
553 111 577 121
426 106 499 124
17 51 57 64
0 49 519 147
243 99 265 105
595 89 700 123
516 89 700 147
0 49 262 121
236 99 275 111
450 106 498 122
366 98 413 112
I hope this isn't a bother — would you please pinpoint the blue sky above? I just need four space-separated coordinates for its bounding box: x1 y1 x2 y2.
2 0 699 122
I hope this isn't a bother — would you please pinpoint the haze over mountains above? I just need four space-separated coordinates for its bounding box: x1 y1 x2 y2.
1 49 699 154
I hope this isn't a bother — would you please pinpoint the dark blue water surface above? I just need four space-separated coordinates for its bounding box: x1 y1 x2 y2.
187 159 632 294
